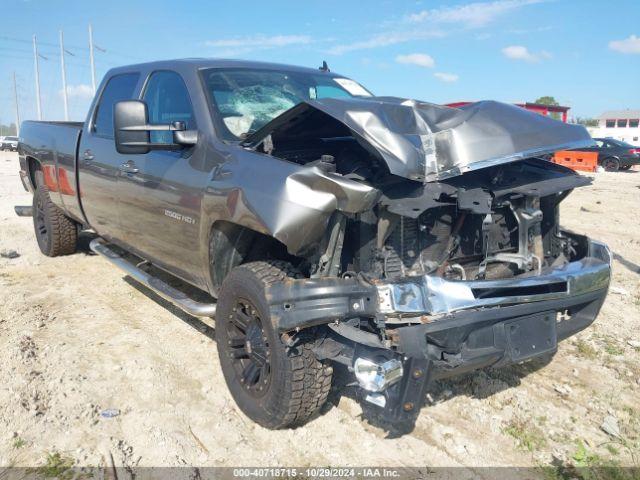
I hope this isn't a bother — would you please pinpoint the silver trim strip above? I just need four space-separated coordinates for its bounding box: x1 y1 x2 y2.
89 238 217 318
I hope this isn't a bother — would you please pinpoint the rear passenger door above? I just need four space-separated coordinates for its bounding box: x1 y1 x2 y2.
118 70 206 283
78 72 140 241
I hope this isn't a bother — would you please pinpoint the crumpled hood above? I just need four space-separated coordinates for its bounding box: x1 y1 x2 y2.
245 96 594 182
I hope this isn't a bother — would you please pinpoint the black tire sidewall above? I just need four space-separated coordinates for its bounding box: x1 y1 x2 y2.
216 267 292 428
33 186 53 256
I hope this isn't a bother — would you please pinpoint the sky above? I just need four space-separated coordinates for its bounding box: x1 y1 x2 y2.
0 0 639 124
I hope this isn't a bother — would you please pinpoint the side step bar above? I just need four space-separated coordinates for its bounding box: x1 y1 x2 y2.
89 238 217 318
14 206 33 217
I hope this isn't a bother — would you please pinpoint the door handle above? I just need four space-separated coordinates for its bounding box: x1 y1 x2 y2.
82 150 94 162
120 162 139 174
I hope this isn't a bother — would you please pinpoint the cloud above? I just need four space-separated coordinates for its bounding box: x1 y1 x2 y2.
502 45 551 62
407 0 544 28
328 30 444 55
609 34 640 54
206 34 312 49
434 72 459 82
205 34 312 55
395 53 435 68
61 84 94 100
328 0 542 55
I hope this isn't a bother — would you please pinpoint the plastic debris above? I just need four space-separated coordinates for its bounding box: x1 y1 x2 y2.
100 408 120 418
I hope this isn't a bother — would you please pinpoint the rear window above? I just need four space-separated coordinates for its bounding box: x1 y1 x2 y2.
5 136 18 141
93 73 140 138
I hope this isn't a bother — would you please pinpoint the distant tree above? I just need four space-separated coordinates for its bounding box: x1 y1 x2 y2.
575 117 599 127
0 123 17 136
534 96 560 106
533 96 561 120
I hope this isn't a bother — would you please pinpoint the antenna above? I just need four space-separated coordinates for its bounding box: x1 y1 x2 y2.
319 60 330 72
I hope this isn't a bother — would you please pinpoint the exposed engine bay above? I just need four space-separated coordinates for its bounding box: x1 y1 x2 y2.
244 99 591 284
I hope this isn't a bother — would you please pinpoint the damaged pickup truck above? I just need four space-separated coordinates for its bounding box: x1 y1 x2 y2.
18 59 611 429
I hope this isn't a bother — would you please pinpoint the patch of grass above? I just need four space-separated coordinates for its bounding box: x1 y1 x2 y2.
602 337 625 356
12 436 26 449
37 451 75 480
606 444 620 455
540 441 636 480
503 418 547 452
571 440 637 480
575 339 598 359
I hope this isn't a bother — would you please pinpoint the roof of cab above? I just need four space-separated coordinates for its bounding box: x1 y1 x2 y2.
106 58 340 76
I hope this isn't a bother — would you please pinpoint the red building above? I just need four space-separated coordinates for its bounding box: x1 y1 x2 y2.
446 101 570 123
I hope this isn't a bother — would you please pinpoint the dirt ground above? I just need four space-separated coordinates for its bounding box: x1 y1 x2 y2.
1 150 638 475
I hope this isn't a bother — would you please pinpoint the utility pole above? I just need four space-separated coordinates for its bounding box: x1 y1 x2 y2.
89 24 96 94
59 30 69 121
13 72 21 135
32 35 42 120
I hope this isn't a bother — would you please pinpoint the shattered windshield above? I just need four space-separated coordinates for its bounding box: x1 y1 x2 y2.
201 67 371 141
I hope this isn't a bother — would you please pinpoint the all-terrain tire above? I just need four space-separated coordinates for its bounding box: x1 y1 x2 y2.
216 260 332 429
32 185 78 256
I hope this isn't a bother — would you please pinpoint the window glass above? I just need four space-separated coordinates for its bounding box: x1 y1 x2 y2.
594 140 604 148
629 119 639 128
143 71 195 144
315 85 352 99
605 119 615 128
201 68 372 140
617 119 628 128
93 73 139 138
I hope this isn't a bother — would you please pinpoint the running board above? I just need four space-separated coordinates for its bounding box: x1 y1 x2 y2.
89 238 217 318
14 206 33 217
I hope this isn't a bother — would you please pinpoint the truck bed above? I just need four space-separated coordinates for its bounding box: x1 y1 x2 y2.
19 120 85 224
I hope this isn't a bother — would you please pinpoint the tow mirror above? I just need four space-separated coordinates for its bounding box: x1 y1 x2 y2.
113 100 198 154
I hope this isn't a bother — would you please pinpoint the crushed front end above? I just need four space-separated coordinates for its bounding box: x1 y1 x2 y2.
249 98 609 423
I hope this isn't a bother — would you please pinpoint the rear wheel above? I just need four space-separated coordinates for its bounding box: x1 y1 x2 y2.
33 185 78 256
603 157 620 172
216 260 332 429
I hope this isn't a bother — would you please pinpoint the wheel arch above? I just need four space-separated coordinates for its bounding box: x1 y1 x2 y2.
207 220 300 295
26 155 42 190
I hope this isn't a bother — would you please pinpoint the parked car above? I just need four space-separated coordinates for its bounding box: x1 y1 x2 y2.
17 59 611 429
2 136 19 151
578 137 640 171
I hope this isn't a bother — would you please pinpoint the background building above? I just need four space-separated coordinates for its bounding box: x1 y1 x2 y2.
590 110 640 145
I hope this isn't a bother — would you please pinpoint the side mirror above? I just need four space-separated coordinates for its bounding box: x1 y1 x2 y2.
113 100 198 154
114 100 151 154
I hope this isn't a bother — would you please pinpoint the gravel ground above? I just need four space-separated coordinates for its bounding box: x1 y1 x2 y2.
0 150 638 475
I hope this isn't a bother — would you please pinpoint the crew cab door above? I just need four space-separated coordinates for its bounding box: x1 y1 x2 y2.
78 72 140 241
117 70 207 284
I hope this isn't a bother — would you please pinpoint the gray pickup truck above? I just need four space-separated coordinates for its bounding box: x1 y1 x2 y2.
18 59 611 429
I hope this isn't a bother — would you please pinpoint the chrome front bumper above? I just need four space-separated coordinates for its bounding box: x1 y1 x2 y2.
376 237 611 318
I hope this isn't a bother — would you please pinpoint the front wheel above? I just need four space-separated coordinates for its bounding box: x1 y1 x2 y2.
603 157 620 172
216 261 332 429
33 185 78 256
